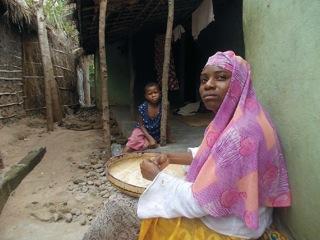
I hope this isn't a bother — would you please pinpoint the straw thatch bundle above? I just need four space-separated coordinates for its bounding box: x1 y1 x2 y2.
0 0 36 30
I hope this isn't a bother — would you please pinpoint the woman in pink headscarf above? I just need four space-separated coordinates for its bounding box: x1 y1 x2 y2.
138 51 291 239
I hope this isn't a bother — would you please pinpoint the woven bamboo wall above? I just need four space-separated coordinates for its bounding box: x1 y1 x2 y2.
22 32 78 114
0 21 25 120
0 23 78 121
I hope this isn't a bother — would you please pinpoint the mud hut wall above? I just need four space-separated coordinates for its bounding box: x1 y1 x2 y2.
22 32 78 113
0 21 25 120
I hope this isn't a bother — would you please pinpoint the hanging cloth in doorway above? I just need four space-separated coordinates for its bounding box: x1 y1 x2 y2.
173 25 185 42
154 34 179 91
192 0 215 40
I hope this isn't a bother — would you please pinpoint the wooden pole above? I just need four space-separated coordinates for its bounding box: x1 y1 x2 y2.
0 152 4 169
160 0 174 146
99 0 111 160
82 55 91 106
36 0 53 131
128 35 135 119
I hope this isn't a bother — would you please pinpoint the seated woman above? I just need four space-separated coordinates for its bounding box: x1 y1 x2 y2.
83 51 291 240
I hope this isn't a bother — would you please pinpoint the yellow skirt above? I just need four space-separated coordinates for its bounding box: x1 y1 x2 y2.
138 217 244 240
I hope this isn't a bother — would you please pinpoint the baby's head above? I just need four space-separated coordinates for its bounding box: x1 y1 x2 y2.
144 82 161 104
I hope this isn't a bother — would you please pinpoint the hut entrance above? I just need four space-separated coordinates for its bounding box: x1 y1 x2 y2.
130 0 245 111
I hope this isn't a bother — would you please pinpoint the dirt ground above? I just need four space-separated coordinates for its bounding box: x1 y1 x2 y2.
0 114 117 240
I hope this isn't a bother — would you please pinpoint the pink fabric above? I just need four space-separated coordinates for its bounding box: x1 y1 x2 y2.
126 128 149 151
186 51 291 229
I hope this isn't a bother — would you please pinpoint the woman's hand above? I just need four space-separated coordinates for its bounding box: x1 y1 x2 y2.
140 159 160 181
153 154 170 170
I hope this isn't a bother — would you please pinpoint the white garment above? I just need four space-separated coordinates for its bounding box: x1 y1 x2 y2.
173 25 186 42
76 66 85 107
137 147 273 239
192 0 215 39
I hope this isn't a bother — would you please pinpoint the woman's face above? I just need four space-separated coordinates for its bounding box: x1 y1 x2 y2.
199 65 232 113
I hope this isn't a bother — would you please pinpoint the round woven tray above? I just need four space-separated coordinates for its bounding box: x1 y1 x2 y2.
106 152 186 198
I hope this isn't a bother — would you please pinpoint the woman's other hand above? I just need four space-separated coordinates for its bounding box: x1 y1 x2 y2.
140 159 160 181
153 154 169 170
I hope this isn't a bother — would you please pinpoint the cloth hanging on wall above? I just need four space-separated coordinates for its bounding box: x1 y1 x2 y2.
76 65 85 106
173 25 186 42
154 34 179 91
192 0 215 40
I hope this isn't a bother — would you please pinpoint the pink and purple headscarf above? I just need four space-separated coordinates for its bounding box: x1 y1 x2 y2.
186 51 291 229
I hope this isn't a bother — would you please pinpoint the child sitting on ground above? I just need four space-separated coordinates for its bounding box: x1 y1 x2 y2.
123 82 162 153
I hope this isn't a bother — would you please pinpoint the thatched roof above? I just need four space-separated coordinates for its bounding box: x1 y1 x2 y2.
0 0 36 30
73 0 202 54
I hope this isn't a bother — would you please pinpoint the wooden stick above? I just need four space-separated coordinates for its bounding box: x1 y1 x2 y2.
99 0 111 160
52 49 69 55
53 65 72 72
0 114 17 120
0 70 22 73
23 76 64 78
0 91 23 96
0 101 24 108
0 77 22 81
160 0 174 146
0 65 22 69
128 35 135 119
24 62 42 65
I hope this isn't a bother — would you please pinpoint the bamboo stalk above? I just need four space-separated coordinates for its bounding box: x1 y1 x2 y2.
24 62 42 65
23 76 64 78
59 87 72 91
160 0 174 146
99 0 111 160
25 107 46 111
0 114 17 120
0 91 23 96
0 70 22 73
53 65 72 71
52 49 69 54
0 65 22 69
0 77 23 81
0 101 24 108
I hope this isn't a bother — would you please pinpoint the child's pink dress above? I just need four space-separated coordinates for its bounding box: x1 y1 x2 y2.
126 101 161 151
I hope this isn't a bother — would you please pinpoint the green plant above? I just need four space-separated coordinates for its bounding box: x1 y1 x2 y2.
26 0 78 41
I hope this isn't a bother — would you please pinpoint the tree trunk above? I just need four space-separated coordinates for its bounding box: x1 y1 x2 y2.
99 0 111 160
160 0 174 146
36 1 54 131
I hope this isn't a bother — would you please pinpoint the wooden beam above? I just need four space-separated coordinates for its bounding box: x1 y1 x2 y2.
129 0 155 30
160 0 174 146
99 0 111 160
136 1 161 31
